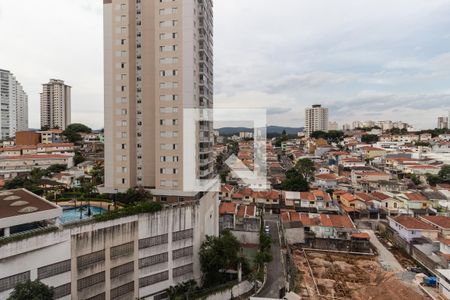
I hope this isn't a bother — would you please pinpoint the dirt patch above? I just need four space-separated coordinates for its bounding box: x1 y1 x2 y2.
293 250 427 300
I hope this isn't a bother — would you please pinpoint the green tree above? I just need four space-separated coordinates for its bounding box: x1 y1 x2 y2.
65 123 92 133
199 230 249 287
47 164 67 174
361 134 379 144
73 151 85 165
63 123 92 143
438 165 450 182
7 280 54 300
295 158 315 181
90 164 105 185
281 168 309 192
410 174 421 186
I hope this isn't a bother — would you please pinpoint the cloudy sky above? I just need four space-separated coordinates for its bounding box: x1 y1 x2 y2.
1 0 449 130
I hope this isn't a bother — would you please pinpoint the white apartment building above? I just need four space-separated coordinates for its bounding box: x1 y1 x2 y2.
40 79 71 130
0 189 219 300
0 69 28 140
438 116 449 129
103 0 215 199
305 104 329 137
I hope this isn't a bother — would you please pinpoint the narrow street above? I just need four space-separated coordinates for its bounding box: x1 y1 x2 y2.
257 216 286 298
362 229 403 272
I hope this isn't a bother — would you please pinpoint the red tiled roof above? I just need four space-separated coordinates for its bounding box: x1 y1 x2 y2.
352 232 370 239
404 192 428 202
300 192 315 201
237 205 246 218
219 202 237 215
221 184 234 193
371 192 390 201
391 216 437 231
37 143 74 148
421 216 450 229
315 173 338 180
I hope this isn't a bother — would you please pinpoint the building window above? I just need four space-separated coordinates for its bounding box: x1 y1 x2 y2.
139 271 169 288
139 252 168 269
110 242 134 259
172 246 193 260
53 283 71 299
77 250 105 271
77 272 105 291
172 229 193 241
38 260 71 279
138 234 168 249
0 272 30 293
110 262 134 279
111 282 134 300
173 264 193 277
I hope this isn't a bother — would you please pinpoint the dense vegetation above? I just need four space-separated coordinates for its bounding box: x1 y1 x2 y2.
361 134 379 144
427 165 450 186
7 280 53 300
62 123 92 143
199 230 250 287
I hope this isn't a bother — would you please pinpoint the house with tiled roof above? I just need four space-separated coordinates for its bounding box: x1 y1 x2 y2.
282 190 337 213
220 184 235 201
398 192 430 211
280 211 356 240
388 215 439 242
420 216 450 239
314 173 339 189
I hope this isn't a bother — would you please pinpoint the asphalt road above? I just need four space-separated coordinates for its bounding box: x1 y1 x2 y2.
257 217 285 298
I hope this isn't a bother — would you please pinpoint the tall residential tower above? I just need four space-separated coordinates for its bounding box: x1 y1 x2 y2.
103 0 214 197
305 104 329 137
0 69 28 139
40 79 71 130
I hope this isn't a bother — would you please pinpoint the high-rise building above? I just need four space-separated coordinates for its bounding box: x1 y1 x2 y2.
103 0 214 195
438 116 449 129
305 104 328 137
0 69 28 140
40 79 71 130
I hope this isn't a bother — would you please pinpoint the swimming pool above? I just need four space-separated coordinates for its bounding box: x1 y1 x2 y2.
61 206 106 224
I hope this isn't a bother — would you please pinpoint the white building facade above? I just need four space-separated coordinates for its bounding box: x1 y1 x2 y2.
305 104 329 137
0 69 28 140
40 79 71 130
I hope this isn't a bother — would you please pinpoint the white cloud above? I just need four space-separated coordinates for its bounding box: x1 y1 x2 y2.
0 0 449 129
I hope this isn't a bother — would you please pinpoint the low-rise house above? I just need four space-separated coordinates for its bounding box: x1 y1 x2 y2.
388 215 439 243
0 155 74 179
372 192 405 215
38 129 64 144
314 173 339 189
220 184 235 201
283 190 337 213
358 146 387 159
219 202 259 245
281 211 356 240
399 192 430 213
420 216 450 239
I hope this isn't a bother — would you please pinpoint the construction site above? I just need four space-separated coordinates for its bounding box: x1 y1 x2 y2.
293 249 428 300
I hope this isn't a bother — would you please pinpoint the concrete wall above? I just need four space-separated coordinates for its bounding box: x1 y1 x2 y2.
231 230 259 245
0 193 219 300
203 280 254 300
285 227 305 245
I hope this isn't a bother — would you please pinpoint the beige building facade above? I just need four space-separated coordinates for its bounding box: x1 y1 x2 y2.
103 0 214 197
40 79 71 130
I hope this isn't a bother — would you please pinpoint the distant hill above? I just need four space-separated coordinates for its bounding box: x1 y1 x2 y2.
217 126 303 136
